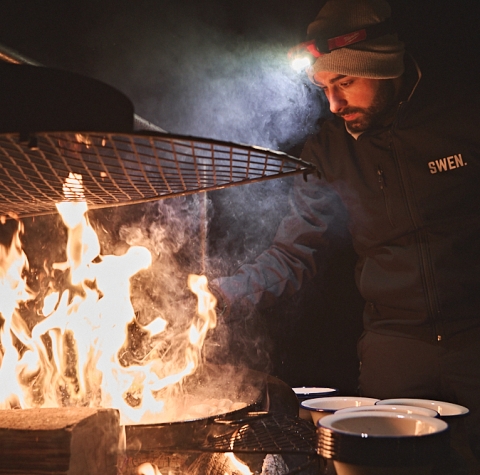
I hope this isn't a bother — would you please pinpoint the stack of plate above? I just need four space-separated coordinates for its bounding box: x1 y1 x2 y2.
312 397 469 475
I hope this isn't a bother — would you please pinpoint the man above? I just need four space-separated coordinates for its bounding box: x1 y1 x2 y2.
211 0 480 471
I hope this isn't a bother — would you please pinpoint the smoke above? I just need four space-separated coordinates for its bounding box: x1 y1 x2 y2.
8 1 333 375
207 178 292 276
77 1 330 271
76 4 332 374
80 0 329 273
136 39 322 151
85 1 326 151
90 196 206 327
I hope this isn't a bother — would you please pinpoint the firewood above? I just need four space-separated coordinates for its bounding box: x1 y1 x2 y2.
0 407 120 475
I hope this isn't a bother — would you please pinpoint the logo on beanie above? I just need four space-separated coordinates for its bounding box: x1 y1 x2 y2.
329 29 368 49
343 31 364 45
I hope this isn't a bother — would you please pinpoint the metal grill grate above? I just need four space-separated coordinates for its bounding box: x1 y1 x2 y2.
121 415 319 475
201 414 317 455
0 131 315 218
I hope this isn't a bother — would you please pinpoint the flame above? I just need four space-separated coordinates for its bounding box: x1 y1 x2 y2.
136 463 162 475
0 220 32 408
0 173 217 424
225 453 253 475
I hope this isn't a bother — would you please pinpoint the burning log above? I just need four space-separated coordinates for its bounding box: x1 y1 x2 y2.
0 407 120 475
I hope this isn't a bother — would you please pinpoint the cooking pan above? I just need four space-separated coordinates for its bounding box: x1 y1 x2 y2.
125 365 274 452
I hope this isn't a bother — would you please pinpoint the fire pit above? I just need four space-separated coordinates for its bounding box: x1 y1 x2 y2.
121 366 319 475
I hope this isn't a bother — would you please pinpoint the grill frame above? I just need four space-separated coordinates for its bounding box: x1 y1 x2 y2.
0 131 315 218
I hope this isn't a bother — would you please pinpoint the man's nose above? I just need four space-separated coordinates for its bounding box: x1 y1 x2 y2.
328 90 347 114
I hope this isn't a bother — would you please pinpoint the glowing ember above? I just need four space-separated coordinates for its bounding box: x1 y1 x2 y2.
0 173 217 425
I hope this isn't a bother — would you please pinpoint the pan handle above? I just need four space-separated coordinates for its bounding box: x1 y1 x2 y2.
213 410 270 425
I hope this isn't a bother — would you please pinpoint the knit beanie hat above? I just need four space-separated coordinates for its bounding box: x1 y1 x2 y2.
307 0 405 80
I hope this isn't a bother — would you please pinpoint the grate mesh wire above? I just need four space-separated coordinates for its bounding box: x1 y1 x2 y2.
0 131 315 218
200 413 317 454
121 414 319 475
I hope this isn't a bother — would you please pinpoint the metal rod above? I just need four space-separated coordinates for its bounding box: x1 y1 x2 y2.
199 177 208 275
7 169 304 219
0 44 41 65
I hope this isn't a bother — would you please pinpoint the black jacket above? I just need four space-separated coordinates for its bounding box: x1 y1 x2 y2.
214 58 480 342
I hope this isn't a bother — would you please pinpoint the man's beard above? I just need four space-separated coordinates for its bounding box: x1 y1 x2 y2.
337 80 397 133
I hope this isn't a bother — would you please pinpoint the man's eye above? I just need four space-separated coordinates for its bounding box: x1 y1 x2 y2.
340 81 352 88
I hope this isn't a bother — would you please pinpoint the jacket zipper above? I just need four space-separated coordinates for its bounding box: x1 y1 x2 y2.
388 131 442 341
377 165 395 227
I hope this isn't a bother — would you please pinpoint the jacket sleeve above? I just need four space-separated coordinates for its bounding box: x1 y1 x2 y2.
211 172 344 317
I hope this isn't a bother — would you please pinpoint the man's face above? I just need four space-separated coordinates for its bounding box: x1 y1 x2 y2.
312 71 397 133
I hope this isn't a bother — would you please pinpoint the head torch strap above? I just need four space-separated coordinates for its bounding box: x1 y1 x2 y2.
316 18 395 54
287 40 322 61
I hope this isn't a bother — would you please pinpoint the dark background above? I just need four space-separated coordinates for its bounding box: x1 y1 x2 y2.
1 0 479 136
1 0 479 393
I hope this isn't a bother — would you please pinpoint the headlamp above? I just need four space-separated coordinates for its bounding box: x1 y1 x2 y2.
288 18 394 72
287 40 322 73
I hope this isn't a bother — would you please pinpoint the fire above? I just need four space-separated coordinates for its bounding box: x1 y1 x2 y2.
225 453 253 475
0 220 32 408
136 463 162 475
0 173 217 424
